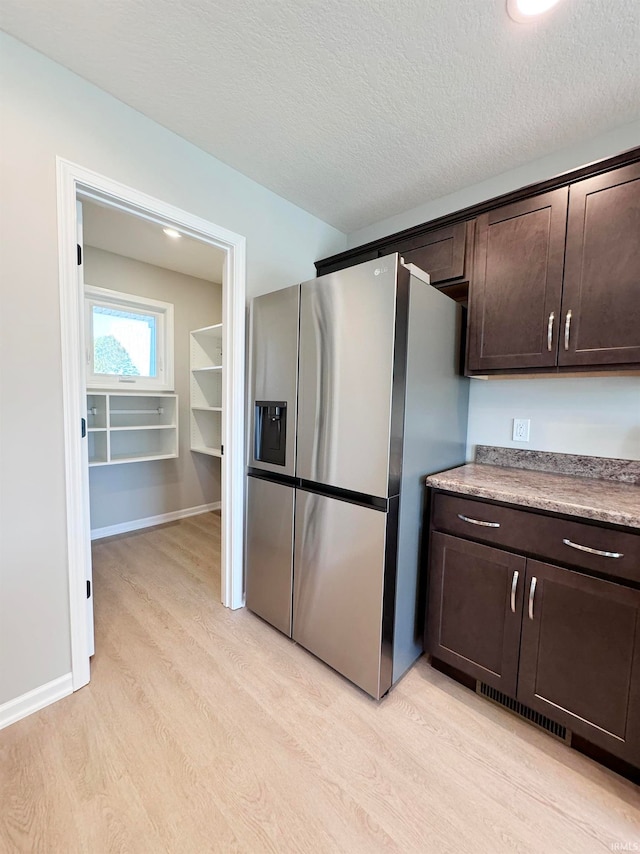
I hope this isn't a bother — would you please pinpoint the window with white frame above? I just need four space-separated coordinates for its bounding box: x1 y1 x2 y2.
85 286 174 391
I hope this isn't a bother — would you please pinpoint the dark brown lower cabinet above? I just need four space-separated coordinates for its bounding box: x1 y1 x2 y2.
427 533 525 696
427 529 640 768
517 561 640 766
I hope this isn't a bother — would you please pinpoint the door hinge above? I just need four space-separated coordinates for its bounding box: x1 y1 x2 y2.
86 580 91 598
77 244 82 265
220 444 224 456
81 417 87 438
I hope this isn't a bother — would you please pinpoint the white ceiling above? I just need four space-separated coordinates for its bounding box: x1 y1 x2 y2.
2 1 639 233
82 199 225 282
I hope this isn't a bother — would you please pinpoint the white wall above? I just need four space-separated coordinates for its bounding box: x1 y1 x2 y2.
347 120 640 248
0 33 345 708
85 247 222 531
466 377 640 462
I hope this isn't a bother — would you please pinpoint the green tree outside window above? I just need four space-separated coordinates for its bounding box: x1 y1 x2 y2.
94 335 140 376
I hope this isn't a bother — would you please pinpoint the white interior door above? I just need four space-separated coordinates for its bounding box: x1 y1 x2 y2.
77 199 95 656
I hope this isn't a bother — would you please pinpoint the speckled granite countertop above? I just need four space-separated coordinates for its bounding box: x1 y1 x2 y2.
426 461 640 530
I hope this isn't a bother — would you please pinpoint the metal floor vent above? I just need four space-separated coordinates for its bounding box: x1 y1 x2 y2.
478 682 569 742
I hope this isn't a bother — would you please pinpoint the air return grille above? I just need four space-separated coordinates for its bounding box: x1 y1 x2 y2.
478 682 569 742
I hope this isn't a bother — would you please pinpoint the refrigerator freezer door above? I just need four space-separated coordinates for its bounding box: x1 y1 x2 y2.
297 257 398 499
292 489 388 698
245 476 295 637
248 285 300 477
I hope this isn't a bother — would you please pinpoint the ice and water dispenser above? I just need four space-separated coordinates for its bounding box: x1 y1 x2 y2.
254 401 287 466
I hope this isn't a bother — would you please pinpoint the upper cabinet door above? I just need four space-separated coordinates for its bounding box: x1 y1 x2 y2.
467 189 568 372
383 221 468 285
559 162 640 367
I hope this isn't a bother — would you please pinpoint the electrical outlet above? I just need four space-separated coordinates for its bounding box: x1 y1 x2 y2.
512 418 530 442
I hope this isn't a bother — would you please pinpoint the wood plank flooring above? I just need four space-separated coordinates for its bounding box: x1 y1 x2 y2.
2 512 639 853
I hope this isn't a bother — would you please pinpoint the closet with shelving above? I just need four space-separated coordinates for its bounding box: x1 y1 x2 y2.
82 214 224 538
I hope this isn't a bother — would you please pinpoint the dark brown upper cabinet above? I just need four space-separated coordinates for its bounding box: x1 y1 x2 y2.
314 148 640 371
378 222 474 299
467 189 568 372
559 161 640 367
315 222 474 304
382 222 465 283
467 162 640 374
315 148 640 341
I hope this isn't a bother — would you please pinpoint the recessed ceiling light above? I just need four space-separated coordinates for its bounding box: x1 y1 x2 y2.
163 227 181 239
507 0 563 23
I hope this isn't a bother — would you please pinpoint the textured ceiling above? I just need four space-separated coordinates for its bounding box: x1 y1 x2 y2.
2 1 639 232
83 200 224 282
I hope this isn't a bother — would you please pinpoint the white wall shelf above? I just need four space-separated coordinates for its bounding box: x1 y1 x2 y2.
190 325 223 457
191 323 223 338
85 392 178 466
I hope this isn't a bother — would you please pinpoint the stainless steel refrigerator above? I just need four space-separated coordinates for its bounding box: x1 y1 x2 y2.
245 254 469 699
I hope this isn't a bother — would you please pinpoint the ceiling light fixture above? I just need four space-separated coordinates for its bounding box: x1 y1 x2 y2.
163 227 181 239
507 0 563 23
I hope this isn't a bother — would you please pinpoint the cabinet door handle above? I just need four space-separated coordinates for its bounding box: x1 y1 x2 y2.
564 309 572 350
528 576 537 621
547 312 555 351
562 538 623 559
510 570 519 613
457 513 500 528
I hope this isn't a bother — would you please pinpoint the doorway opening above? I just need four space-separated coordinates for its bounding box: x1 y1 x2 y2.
57 159 246 692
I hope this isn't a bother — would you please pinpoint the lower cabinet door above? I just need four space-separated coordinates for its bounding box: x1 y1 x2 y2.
518 561 640 765
426 533 525 696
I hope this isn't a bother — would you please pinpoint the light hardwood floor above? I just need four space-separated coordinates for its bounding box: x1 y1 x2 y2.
2 513 639 853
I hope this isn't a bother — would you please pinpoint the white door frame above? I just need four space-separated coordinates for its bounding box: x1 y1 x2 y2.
56 158 246 691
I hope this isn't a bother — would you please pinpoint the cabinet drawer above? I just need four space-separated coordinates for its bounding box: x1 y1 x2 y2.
432 493 640 585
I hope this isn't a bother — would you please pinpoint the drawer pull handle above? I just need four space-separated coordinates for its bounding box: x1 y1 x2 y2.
510 570 519 614
562 538 623 559
547 311 555 351
457 513 500 528
528 576 537 621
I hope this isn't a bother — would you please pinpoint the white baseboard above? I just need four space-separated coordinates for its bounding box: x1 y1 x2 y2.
91 502 221 540
0 673 73 730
